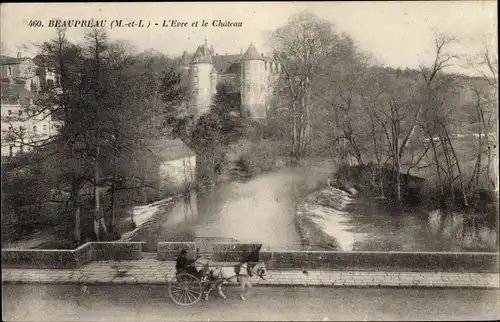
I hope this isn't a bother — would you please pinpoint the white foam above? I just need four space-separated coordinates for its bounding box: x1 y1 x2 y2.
301 188 368 251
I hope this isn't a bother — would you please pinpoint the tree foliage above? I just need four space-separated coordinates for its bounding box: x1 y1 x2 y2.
2 27 191 243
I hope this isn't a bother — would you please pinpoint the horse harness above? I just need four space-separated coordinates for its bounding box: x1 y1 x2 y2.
234 263 254 282
208 262 254 283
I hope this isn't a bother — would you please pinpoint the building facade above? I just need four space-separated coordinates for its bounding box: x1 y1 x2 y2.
0 83 61 157
1 54 62 157
180 40 282 120
148 139 197 193
0 53 41 92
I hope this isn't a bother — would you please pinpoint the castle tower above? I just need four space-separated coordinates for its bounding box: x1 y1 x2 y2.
240 43 267 120
210 66 218 95
180 50 190 71
190 40 214 115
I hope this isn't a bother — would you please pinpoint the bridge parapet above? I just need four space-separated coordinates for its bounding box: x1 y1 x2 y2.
156 242 262 261
2 241 146 269
3 241 498 273
261 250 500 273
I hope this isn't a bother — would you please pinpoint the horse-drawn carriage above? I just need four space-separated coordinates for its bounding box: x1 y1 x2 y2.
168 247 267 306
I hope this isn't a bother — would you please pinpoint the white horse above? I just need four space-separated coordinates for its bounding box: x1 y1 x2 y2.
192 257 267 301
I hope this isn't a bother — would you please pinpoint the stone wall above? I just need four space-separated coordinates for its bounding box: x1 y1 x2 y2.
91 242 145 261
157 242 197 261
1 249 82 269
1 242 146 269
156 242 262 261
3 241 497 273
260 250 499 273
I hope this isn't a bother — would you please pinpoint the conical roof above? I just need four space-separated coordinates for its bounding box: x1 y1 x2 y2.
191 45 212 64
241 43 262 61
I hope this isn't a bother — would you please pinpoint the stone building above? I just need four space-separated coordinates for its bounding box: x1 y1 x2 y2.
148 138 197 193
0 53 63 157
0 53 41 92
180 39 282 120
0 83 62 157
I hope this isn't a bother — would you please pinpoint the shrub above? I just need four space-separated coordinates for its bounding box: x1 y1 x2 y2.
235 139 285 176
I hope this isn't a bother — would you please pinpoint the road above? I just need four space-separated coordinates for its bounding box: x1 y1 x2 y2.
2 285 498 321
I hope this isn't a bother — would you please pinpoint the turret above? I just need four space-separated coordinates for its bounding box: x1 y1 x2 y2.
210 66 218 94
181 51 190 71
240 43 267 119
190 41 214 115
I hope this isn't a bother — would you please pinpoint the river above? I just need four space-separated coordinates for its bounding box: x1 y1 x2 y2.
131 159 498 253
132 159 333 251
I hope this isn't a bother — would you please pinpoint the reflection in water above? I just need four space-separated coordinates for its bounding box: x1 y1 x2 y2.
147 161 497 252
426 209 497 251
157 190 198 241
344 200 497 252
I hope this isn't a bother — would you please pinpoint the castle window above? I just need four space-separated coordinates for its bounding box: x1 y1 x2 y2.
246 84 251 93
8 67 12 76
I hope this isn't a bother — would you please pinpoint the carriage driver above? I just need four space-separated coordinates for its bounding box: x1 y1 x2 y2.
176 249 189 273
176 249 203 277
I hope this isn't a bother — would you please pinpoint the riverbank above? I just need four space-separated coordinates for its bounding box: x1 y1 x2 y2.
295 187 499 252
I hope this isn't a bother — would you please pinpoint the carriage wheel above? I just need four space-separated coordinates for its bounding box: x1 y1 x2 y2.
168 273 203 306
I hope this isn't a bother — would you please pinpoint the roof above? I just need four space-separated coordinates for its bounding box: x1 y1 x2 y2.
0 83 33 105
0 55 29 65
147 139 196 162
212 54 242 73
191 45 212 64
241 43 262 61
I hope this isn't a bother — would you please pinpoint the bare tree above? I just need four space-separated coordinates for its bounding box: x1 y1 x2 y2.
465 38 498 194
268 11 342 160
419 34 468 207
369 68 422 201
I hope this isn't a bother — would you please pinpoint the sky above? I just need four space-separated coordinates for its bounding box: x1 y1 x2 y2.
0 2 497 73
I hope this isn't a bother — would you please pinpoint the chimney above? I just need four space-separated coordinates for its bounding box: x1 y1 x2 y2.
17 52 21 58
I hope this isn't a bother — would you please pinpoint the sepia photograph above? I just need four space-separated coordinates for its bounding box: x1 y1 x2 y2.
1 1 498 321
